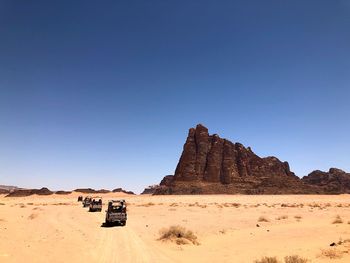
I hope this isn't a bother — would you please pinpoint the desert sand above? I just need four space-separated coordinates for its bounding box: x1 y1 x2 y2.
1 193 350 263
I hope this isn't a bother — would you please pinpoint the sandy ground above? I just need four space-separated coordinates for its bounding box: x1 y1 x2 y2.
1 193 350 263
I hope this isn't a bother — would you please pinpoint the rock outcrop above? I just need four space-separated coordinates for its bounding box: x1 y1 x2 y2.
302 168 350 194
73 188 111 194
141 184 161 194
6 187 53 197
112 188 135 195
155 124 319 194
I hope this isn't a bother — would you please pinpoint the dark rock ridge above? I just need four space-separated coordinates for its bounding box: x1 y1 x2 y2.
141 184 161 194
73 188 111 194
6 187 53 197
112 188 135 195
73 188 135 195
0 189 10 194
0 185 18 192
155 124 321 195
302 168 350 194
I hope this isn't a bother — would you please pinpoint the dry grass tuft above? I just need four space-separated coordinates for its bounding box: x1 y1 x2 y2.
332 215 343 224
138 202 155 207
258 216 270 222
254 256 279 263
276 215 288 220
158 225 199 245
0 203 5 205
53 203 70 206
28 213 38 220
284 255 308 263
320 248 342 259
294 215 302 221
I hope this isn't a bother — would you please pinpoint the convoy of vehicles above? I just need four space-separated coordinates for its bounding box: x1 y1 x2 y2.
80 196 127 226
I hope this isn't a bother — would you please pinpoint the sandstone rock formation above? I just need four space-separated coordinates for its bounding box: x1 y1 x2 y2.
155 124 319 194
112 188 135 195
141 184 161 194
6 187 53 197
0 189 9 194
302 168 350 194
73 188 111 194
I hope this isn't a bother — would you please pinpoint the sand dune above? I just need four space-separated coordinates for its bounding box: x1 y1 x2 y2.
0 193 350 262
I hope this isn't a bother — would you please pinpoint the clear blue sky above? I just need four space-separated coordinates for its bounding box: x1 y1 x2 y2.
0 1 349 193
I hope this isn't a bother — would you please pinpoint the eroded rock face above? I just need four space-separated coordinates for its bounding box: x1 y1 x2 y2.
302 168 350 194
155 124 316 194
175 124 297 183
112 188 135 195
141 185 160 194
6 187 53 197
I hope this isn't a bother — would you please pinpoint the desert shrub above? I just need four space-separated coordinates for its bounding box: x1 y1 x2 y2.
320 248 342 259
138 202 155 207
254 256 279 263
258 216 270 222
0 203 5 205
158 225 199 245
332 215 343 224
294 215 302 220
276 215 288 220
284 255 308 263
28 213 38 220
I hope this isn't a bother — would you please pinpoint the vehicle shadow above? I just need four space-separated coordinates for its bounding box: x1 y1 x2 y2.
100 222 124 228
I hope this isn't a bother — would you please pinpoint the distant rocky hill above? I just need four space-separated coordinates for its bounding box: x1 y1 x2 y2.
0 185 18 194
112 188 135 195
73 188 135 194
302 168 350 194
155 124 347 195
6 187 53 197
74 188 112 194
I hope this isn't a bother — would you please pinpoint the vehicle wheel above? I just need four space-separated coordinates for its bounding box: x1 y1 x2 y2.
121 220 126 226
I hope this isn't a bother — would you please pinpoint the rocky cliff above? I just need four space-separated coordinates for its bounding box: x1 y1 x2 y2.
302 168 350 194
155 124 320 194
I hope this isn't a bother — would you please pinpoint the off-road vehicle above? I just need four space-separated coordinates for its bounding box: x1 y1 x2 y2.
89 197 102 212
83 196 92 207
105 200 127 226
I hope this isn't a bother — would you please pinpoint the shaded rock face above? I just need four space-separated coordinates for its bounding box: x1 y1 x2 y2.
73 188 111 194
74 188 97 194
0 189 9 194
112 188 135 195
6 187 53 197
302 168 350 194
155 124 316 195
141 185 160 195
